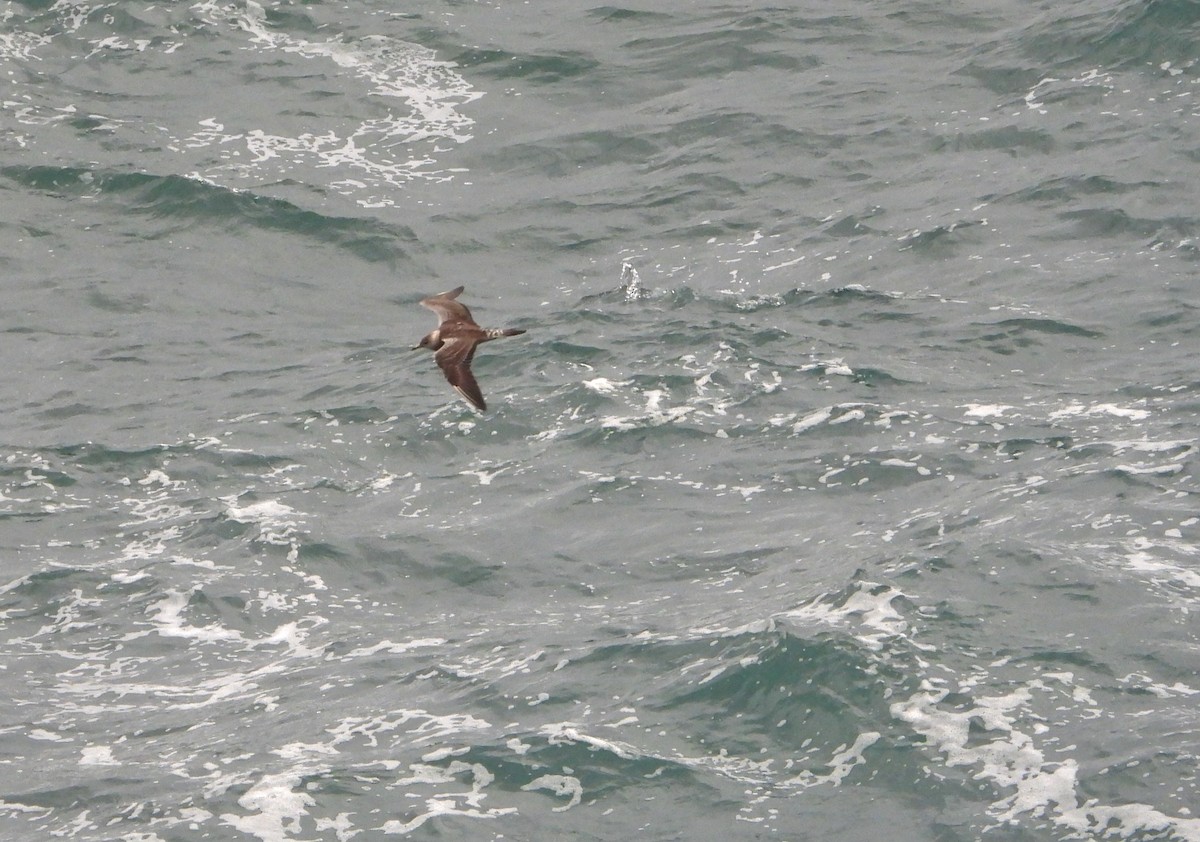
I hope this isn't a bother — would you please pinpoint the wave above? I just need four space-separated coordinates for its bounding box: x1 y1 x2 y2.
451 46 601 84
962 0 1200 92
1 0 483 208
1 164 413 257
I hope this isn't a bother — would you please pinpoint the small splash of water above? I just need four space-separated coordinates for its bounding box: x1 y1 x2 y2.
619 261 651 302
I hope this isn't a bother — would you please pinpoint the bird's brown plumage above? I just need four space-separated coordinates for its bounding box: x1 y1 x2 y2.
415 286 525 412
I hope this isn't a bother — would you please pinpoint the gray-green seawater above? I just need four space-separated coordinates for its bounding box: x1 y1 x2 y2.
3 0 1199 839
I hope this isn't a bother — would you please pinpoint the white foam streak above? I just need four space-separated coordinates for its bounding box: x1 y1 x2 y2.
521 775 583 812
328 710 492 749
786 731 880 789
779 585 909 651
220 770 318 842
184 0 482 203
222 498 303 555
893 677 1200 840
382 762 516 834
541 722 639 760
148 589 244 643
1125 548 1200 590
0 29 51 61
1049 401 1150 421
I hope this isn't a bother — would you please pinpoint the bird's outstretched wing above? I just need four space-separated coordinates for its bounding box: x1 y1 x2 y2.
420 286 475 326
434 337 486 411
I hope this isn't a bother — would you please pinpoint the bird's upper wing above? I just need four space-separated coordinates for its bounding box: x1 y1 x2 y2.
434 337 486 411
420 286 474 326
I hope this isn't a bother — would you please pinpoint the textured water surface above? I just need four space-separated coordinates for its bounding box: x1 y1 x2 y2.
2 0 1200 840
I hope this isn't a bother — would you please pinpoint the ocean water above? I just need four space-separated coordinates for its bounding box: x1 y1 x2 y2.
2 0 1200 839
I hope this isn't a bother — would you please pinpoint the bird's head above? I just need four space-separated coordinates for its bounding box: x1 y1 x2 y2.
413 330 442 351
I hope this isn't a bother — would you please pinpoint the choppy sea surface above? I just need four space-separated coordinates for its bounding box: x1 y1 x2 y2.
3 0 1200 839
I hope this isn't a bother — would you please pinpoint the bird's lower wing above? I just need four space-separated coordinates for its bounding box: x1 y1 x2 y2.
445 366 486 412
436 340 486 411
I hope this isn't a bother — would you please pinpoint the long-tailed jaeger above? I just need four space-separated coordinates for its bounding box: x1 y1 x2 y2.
414 285 526 412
